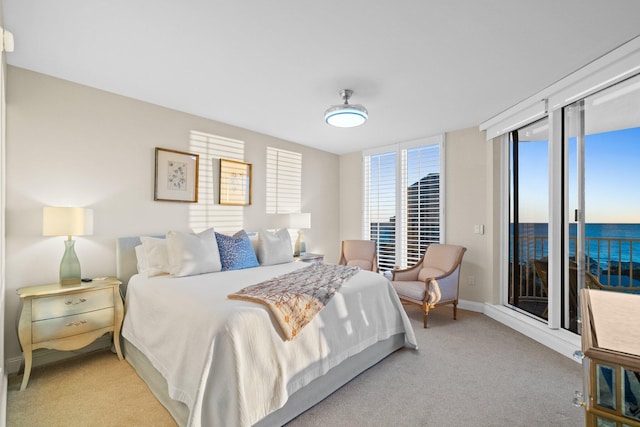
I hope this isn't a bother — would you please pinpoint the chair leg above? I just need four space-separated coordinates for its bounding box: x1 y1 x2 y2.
423 303 429 328
453 301 458 320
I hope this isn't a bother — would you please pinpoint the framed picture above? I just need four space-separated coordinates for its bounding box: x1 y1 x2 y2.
154 147 199 202
219 158 252 206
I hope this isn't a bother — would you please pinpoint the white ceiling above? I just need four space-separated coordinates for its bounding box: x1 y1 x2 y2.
3 1 640 154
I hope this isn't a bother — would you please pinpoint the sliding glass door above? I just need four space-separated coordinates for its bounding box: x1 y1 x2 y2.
563 74 640 333
508 118 549 320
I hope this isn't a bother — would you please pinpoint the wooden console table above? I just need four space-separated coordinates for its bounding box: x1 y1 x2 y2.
580 289 640 426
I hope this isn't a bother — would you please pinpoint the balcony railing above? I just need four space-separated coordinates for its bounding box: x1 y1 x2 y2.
510 235 640 303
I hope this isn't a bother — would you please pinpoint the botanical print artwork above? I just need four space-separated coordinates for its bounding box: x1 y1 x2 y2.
167 161 187 191
154 147 199 202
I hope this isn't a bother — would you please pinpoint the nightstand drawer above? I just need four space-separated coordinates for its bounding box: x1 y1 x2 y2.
31 288 113 321
32 307 115 343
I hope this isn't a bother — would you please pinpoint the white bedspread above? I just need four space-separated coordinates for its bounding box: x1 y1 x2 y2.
122 262 417 427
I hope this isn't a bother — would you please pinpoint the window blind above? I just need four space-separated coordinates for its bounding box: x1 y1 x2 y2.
363 151 398 271
403 145 441 266
188 131 244 233
363 136 443 271
266 147 302 214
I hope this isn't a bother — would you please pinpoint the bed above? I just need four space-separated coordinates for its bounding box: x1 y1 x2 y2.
116 233 418 427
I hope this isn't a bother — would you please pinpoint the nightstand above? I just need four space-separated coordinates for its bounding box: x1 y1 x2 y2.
16 277 124 391
296 253 324 264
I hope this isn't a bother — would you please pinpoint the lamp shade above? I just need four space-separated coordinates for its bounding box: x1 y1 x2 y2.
43 207 94 237
289 212 311 229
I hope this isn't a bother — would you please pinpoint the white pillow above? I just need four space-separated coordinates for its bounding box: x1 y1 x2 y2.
139 236 170 277
246 231 260 253
166 228 222 277
134 245 147 273
257 228 294 266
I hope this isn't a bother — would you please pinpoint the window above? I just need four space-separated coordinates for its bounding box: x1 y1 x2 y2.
508 119 550 323
363 136 444 271
502 77 640 335
404 144 442 266
188 131 244 233
364 151 397 270
562 75 640 333
480 36 640 340
266 147 302 214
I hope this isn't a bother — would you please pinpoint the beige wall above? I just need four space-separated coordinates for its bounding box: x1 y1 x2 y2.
445 127 496 304
338 127 500 305
4 66 340 363
4 66 504 366
338 151 363 240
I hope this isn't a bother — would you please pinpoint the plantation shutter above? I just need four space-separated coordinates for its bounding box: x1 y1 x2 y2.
363 135 443 271
403 144 441 266
363 151 398 271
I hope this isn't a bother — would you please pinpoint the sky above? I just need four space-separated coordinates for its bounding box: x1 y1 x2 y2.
517 126 640 223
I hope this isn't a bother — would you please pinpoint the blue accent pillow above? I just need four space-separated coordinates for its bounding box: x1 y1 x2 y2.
216 230 259 271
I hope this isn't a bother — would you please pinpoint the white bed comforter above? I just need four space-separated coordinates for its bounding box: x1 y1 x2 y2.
122 262 417 427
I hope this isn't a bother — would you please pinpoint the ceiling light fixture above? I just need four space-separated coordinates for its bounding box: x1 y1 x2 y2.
324 89 368 128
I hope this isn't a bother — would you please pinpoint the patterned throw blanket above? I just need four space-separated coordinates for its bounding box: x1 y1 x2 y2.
228 264 360 340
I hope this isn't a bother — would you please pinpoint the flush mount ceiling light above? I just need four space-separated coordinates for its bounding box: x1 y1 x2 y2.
324 89 368 128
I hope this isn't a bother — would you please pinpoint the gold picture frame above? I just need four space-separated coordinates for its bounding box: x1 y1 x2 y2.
219 158 252 206
154 147 199 202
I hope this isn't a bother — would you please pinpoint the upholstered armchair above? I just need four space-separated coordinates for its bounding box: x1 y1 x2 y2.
338 240 378 272
391 244 466 328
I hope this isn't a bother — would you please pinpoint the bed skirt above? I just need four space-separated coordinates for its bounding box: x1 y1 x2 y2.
123 334 406 426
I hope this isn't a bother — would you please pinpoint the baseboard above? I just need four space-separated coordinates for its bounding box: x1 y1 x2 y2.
1 371 6 426
483 303 581 361
6 334 113 375
458 299 485 313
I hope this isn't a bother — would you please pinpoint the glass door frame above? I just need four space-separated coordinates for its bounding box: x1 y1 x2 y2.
502 80 640 335
564 100 587 333
506 118 552 322
549 109 563 330
489 37 640 355
500 111 575 335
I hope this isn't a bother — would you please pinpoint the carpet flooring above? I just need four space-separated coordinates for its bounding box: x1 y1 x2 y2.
7 305 585 426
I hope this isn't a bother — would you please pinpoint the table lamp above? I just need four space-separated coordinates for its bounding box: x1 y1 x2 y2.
289 213 311 256
43 207 94 285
